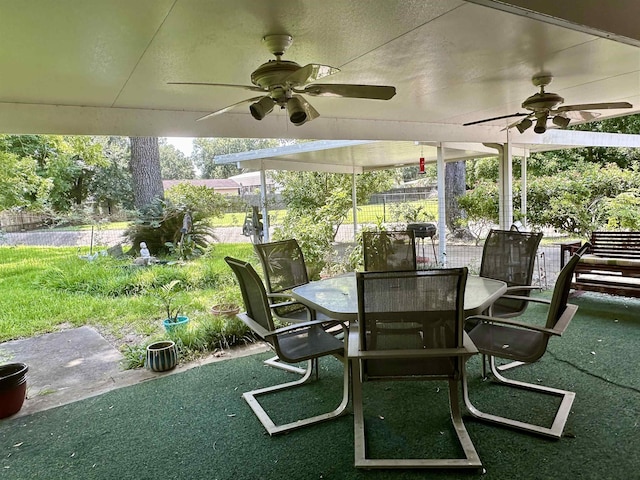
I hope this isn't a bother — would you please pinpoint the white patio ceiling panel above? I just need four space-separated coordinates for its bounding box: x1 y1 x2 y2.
0 0 638 143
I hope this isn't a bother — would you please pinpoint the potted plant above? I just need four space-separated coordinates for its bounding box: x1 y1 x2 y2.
154 279 190 332
0 363 29 418
145 341 178 372
211 287 241 318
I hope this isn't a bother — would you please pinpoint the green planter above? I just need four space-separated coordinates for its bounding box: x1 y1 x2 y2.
146 341 178 372
163 316 189 333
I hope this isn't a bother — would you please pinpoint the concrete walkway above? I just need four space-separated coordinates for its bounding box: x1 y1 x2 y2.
0 327 268 420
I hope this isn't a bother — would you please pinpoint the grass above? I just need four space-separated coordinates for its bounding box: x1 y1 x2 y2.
0 244 256 347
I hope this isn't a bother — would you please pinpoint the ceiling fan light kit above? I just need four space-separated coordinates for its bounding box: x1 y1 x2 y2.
552 115 571 128
169 34 396 126
515 118 532 134
250 96 276 120
464 74 632 134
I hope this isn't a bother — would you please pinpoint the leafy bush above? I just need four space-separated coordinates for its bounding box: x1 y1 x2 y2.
36 255 221 296
272 213 335 279
125 197 216 258
388 201 436 224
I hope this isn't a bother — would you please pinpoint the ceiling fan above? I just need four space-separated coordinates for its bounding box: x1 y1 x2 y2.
169 34 396 126
463 74 632 133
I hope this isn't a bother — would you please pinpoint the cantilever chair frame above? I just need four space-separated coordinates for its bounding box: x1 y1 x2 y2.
225 256 349 436
462 247 588 439
350 269 482 469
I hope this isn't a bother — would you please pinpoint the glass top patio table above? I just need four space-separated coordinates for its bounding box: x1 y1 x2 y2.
290 272 507 321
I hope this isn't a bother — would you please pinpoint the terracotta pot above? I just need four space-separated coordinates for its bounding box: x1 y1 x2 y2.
211 304 240 318
0 363 29 418
146 341 178 372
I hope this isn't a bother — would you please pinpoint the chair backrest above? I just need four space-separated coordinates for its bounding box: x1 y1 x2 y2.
362 230 417 271
545 242 590 329
224 256 277 343
254 239 309 293
356 268 467 379
479 228 543 286
480 229 543 317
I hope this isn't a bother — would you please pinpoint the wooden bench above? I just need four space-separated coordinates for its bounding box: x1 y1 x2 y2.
560 231 640 297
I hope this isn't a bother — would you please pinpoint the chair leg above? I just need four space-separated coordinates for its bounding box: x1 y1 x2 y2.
462 356 575 439
353 359 482 469
495 359 528 372
263 355 307 375
243 357 349 436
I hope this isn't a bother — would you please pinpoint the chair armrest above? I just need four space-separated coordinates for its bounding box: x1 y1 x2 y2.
466 305 578 336
237 313 345 340
347 323 478 359
270 319 347 337
498 294 551 306
504 285 542 294
237 312 271 339
268 299 310 310
266 292 295 301
350 346 476 360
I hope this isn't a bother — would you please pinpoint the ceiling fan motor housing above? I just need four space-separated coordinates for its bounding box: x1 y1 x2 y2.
250 60 301 90
522 91 564 112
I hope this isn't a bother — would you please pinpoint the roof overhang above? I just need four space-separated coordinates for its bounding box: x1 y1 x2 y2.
215 129 640 173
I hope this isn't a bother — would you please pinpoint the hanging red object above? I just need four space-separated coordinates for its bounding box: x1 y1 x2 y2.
419 157 425 173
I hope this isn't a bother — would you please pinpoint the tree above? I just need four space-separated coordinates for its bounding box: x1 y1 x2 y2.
192 138 279 178
129 137 164 209
0 150 49 210
159 141 195 179
89 137 134 214
445 161 468 237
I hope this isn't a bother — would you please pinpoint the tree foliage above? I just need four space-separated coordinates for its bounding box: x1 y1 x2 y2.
461 114 640 236
164 183 228 218
159 141 195 179
0 150 49 210
192 138 279 178
271 169 396 275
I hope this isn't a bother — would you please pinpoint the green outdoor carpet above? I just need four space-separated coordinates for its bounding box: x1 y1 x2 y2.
1 292 638 480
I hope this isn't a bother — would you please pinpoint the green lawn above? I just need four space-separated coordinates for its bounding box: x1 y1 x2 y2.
0 244 255 344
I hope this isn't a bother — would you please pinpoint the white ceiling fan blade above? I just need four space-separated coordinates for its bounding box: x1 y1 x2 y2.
196 96 265 121
559 110 601 122
168 82 264 93
556 102 632 112
464 112 528 127
301 84 396 100
284 64 340 86
298 95 320 121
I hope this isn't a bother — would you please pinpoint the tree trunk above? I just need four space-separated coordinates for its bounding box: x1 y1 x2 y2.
129 137 164 209
445 161 469 238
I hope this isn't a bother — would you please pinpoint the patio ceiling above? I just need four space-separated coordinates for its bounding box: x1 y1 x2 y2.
0 0 639 145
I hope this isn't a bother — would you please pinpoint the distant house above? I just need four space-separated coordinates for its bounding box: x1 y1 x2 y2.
162 179 240 196
229 171 277 195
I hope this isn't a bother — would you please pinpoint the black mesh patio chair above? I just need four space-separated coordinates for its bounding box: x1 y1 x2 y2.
362 230 417 271
462 244 590 439
349 268 482 469
479 227 543 318
225 256 349 435
254 239 330 323
255 239 336 373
